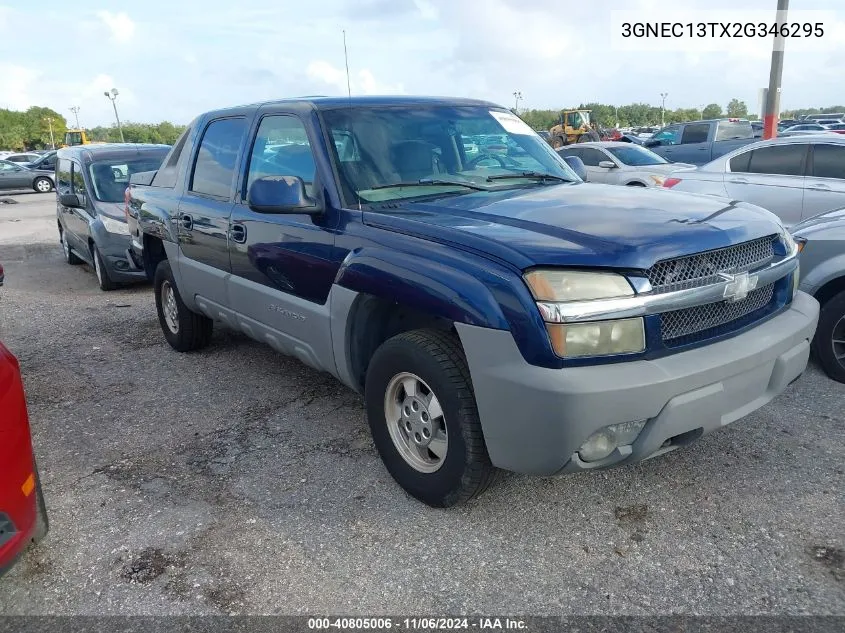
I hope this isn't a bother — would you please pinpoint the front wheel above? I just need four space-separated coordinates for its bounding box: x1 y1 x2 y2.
364 329 499 507
91 244 117 291
552 136 567 149
154 259 213 352
813 290 845 383
59 227 82 265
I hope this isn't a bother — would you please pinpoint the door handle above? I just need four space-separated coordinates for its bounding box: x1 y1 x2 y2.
230 223 247 244
697 147 708 150
807 183 831 191
180 214 193 230
728 178 748 184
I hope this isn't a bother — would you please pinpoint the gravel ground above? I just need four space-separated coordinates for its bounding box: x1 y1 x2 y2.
0 192 843 616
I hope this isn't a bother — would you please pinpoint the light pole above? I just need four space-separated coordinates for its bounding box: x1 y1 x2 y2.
44 117 55 149
659 92 668 127
69 106 81 129
104 88 125 142
512 91 522 113
763 0 789 139
614 106 619 128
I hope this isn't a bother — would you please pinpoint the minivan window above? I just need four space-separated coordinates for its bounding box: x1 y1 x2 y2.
811 144 845 180
747 144 806 176
190 118 247 198
90 154 169 202
57 158 72 194
681 123 709 144
715 121 754 141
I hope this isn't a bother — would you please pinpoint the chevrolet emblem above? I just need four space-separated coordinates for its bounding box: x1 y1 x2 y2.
720 271 758 303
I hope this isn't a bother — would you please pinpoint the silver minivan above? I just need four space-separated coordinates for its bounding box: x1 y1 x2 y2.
664 136 845 227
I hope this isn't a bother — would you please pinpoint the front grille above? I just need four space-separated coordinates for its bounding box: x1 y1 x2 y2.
648 235 776 293
660 282 775 342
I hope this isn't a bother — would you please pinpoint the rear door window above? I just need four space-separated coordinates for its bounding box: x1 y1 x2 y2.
810 144 845 180
681 123 709 144
729 150 752 173
747 144 807 176
190 118 247 199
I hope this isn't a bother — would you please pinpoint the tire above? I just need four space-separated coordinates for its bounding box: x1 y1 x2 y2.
59 227 83 265
364 329 499 507
626 182 646 187
552 136 567 149
91 243 117 291
32 466 49 543
154 259 213 352
813 290 845 383
33 177 53 193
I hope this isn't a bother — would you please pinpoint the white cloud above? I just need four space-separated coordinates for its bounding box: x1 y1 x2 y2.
97 11 135 43
0 63 39 110
414 0 439 21
306 60 405 96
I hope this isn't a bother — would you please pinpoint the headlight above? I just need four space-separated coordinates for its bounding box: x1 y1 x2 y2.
525 270 643 358
546 318 645 358
100 215 129 235
781 228 802 256
524 269 634 302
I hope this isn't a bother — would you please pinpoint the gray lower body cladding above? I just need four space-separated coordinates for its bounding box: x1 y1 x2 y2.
456 291 820 476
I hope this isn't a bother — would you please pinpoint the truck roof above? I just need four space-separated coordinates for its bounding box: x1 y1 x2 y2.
204 95 502 118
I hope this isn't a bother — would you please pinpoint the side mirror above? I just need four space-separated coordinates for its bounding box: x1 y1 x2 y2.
247 176 321 215
563 156 587 182
598 160 617 169
59 193 84 208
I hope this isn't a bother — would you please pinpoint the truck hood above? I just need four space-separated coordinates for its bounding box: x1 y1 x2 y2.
362 182 783 271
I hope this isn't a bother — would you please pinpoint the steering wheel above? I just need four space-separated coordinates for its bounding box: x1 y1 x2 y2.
466 153 510 169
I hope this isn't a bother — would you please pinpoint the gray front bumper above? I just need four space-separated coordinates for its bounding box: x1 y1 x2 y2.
456 291 820 476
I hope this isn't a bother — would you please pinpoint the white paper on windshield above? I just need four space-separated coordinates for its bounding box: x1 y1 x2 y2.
489 110 534 136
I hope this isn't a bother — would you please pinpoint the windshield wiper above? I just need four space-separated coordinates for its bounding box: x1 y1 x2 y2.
367 178 490 192
486 171 571 183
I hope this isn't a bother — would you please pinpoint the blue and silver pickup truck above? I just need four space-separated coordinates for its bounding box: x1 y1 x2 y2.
643 118 756 165
126 96 819 507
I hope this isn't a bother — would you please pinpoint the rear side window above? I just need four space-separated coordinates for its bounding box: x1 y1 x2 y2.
811 144 845 180
681 123 709 144
729 151 752 173
190 118 247 198
152 127 190 188
57 158 72 194
747 144 806 176
715 121 753 141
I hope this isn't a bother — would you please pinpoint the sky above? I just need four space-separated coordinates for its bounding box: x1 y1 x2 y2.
1 0 843 127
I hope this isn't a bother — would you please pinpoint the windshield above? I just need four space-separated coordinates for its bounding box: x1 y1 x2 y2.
89 154 167 202
321 105 577 204
66 131 83 145
606 145 667 166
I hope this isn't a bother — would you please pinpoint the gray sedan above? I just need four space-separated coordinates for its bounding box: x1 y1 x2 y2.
664 136 845 227
793 207 845 383
558 142 691 187
0 159 55 193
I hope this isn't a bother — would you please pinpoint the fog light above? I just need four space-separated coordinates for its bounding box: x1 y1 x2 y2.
578 420 647 463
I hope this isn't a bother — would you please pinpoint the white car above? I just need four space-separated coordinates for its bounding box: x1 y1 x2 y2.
558 142 692 187
662 135 845 227
4 152 41 166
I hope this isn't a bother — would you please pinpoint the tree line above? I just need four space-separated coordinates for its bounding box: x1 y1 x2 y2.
518 101 845 131
0 106 186 150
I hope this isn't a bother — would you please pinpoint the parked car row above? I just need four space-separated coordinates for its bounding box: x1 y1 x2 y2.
0 159 55 193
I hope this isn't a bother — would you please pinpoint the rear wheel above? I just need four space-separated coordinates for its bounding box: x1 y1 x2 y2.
364 329 499 507
154 259 213 352
33 177 53 193
552 136 567 149
91 244 117 291
813 290 845 383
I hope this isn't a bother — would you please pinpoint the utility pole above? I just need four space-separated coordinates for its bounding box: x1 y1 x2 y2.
104 88 125 142
69 106 81 129
44 117 55 149
763 0 789 139
660 93 668 127
614 106 619 128
513 90 522 113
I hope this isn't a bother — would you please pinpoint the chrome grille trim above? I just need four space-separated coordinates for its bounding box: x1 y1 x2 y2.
648 235 776 294
536 250 797 324
660 283 775 341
